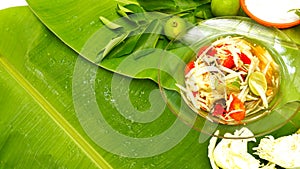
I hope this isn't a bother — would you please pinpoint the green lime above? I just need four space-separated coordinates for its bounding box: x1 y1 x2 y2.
211 0 240 16
248 72 267 96
164 16 187 40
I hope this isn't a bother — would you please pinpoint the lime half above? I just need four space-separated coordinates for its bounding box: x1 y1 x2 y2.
248 72 267 96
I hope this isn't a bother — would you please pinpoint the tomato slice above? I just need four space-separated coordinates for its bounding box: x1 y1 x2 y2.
221 55 235 69
239 52 251 64
218 49 235 68
197 46 217 57
212 103 225 116
230 111 245 121
184 61 195 75
229 94 246 121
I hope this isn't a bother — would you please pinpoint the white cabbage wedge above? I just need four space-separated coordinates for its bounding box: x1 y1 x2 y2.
208 128 276 169
254 131 300 169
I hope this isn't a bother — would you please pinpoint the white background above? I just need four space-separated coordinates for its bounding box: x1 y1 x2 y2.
0 0 27 10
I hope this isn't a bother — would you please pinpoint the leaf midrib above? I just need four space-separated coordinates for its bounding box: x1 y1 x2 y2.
0 56 113 169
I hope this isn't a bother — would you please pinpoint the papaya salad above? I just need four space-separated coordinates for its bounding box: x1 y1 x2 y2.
177 36 280 123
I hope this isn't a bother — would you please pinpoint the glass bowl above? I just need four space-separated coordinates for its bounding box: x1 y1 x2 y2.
158 16 300 139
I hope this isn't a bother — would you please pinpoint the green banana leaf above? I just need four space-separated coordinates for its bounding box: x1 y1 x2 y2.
1 4 300 169
0 7 213 168
25 0 200 89
0 7 104 168
26 0 300 93
27 0 300 135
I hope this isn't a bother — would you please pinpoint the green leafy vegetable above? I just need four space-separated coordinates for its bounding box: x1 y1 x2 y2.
194 4 213 19
137 0 177 11
104 32 143 59
117 3 134 14
289 8 300 17
122 3 145 13
101 31 130 58
96 0 212 63
134 19 163 50
295 9 300 16
116 3 146 20
100 16 123 29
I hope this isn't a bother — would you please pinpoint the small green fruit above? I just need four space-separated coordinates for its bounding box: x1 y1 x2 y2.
164 16 187 40
211 0 240 16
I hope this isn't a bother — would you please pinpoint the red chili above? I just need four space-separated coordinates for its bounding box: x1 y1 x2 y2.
229 94 246 121
239 52 251 64
184 61 195 75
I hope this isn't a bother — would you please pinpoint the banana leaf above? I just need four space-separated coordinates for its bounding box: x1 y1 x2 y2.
26 0 300 93
0 6 214 168
2 4 300 169
26 0 300 134
25 0 193 89
137 0 211 12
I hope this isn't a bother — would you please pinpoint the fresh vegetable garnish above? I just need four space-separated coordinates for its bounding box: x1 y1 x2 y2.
228 94 246 121
211 0 240 16
248 72 267 96
290 8 300 17
248 71 268 108
177 36 279 123
254 132 300 169
208 128 264 169
208 127 300 169
226 78 240 92
212 103 225 116
211 99 226 116
164 16 187 40
197 46 217 57
184 61 195 75
221 55 234 69
239 52 251 64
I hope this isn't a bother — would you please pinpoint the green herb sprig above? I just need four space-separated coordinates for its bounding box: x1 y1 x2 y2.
289 9 300 17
